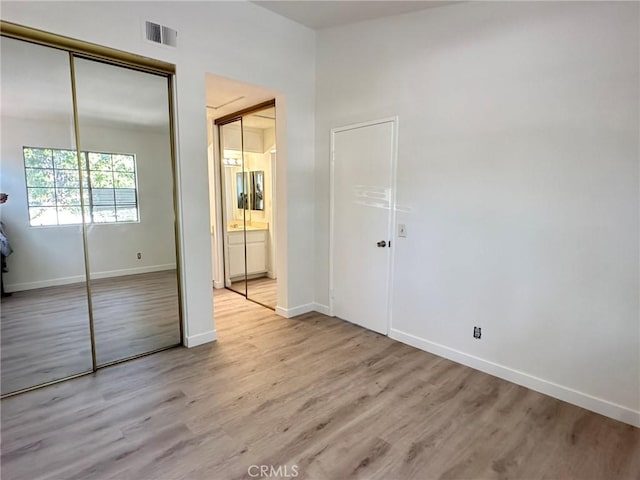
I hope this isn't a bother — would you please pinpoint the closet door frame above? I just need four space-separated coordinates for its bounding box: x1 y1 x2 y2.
0 21 184 397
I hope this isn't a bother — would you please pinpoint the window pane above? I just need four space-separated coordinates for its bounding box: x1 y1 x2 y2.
55 169 80 188
113 172 135 188
113 154 135 172
91 188 115 206
56 188 81 206
24 148 53 168
24 148 138 226
27 187 56 206
115 189 136 205
116 206 138 222
90 170 113 188
29 206 57 226
57 206 83 224
92 206 116 223
53 149 79 170
25 168 54 187
88 152 112 171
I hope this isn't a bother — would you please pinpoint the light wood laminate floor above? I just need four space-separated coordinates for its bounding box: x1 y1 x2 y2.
1 288 638 479
230 276 277 308
1 270 180 395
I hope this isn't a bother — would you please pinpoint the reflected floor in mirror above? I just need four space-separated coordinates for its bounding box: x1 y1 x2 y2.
1 270 180 395
231 277 277 308
1 282 93 395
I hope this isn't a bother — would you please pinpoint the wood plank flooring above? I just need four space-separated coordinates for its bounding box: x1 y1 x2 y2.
230 276 277 308
1 288 638 479
1 270 180 395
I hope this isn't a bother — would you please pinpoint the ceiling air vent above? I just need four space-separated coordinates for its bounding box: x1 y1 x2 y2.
144 21 178 48
161 26 178 48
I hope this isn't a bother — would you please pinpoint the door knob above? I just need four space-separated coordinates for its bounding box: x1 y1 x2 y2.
377 240 387 248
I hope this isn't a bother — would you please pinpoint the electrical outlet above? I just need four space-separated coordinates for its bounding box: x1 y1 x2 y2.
398 223 407 238
473 326 481 339
137 252 142 260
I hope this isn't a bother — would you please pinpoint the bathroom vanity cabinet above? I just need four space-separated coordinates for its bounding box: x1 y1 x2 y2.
227 229 267 279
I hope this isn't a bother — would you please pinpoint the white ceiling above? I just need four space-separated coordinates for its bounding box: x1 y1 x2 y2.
205 73 277 121
243 107 276 129
1 36 170 131
252 0 459 29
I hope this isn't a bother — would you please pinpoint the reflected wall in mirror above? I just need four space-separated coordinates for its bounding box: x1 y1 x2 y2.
217 105 277 309
0 38 93 395
73 57 181 366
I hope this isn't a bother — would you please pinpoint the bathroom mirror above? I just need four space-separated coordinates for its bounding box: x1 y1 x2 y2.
236 172 249 210
251 171 264 211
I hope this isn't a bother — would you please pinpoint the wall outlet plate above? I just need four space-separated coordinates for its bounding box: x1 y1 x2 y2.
398 223 407 237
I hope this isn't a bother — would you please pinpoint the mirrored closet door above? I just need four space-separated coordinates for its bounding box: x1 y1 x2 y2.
73 58 181 366
0 29 182 396
0 38 93 394
217 103 277 309
219 119 248 298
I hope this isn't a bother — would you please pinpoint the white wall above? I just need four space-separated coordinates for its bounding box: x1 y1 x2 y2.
315 2 639 425
1 116 175 291
1 1 317 344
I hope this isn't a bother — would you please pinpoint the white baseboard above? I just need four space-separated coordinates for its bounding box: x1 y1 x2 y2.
213 280 224 289
312 302 330 315
389 328 640 428
275 303 315 318
5 264 177 292
185 330 217 347
275 303 330 318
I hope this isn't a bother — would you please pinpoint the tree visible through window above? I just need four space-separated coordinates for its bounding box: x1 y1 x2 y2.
23 147 139 226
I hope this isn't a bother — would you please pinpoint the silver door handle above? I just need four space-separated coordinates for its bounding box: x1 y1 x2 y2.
377 240 387 248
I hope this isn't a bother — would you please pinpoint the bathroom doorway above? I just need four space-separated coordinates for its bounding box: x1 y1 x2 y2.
216 102 277 309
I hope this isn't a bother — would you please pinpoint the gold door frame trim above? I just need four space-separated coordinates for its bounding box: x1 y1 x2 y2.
167 74 186 345
0 22 184 398
69 53 98 372
1 21 175 75
214 99 277 126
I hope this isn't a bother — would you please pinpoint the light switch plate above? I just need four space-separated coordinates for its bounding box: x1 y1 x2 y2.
398 223 407 237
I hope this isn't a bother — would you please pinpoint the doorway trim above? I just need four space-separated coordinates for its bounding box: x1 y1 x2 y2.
329 116 399 335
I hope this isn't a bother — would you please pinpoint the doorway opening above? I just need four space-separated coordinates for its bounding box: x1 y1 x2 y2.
205 74 280 312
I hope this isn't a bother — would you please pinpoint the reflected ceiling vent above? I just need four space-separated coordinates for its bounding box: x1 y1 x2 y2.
144 21 178 48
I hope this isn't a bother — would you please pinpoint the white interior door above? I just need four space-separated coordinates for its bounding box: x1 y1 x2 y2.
331 118 397 335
